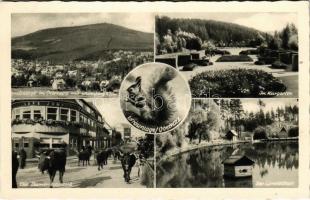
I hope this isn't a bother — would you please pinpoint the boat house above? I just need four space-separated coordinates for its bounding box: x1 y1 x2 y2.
225 130 238 141
223 155 255 178
278 127 288 138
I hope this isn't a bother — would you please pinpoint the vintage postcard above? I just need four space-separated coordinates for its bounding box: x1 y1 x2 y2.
0 1 309 199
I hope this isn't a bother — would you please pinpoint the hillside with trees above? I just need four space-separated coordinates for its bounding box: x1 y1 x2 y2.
156 16 266 51
156 16 298 55
12 23 153 63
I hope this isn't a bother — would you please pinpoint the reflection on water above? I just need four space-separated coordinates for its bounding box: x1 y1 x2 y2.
156 142 298 188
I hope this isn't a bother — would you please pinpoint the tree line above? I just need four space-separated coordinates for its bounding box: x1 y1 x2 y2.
156 16 298 54
185 99 298 144
156 16 266 50
265 23 298 51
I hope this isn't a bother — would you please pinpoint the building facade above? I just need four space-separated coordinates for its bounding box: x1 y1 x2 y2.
11 99 111 158
115 123 132 142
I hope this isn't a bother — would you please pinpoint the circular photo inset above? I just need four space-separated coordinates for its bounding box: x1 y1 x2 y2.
120 62 191 134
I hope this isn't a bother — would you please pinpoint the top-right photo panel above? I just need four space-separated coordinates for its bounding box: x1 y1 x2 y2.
155 13 298 98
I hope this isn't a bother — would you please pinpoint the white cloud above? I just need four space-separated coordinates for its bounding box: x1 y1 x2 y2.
233 13 297 32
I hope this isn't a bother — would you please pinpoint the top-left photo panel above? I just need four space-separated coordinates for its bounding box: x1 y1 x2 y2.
11 13 154 99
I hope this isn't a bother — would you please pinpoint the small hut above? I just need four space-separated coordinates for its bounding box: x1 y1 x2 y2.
278 127 288 138
223 155 255 178
225 130 238 141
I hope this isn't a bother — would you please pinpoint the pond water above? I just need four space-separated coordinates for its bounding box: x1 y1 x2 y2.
156 141 298 188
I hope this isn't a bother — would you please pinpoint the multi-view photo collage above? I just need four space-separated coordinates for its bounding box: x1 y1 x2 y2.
11 12 300 189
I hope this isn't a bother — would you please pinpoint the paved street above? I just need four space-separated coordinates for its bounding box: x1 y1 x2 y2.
16 157 150 188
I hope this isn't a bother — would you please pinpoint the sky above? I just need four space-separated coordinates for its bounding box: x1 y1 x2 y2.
11 13 297 37
241 98 298 113
158 12 297 33
12 13 154 37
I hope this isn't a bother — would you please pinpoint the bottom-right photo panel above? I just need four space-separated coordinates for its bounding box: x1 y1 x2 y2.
156 98 298 188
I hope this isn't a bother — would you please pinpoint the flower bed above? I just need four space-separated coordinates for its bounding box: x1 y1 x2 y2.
189 69 287 97
216 55 253 62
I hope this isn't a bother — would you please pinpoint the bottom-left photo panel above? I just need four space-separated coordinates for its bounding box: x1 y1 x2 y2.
11 98 155 188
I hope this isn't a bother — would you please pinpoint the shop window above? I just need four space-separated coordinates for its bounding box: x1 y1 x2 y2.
22 110 31 119
47 107 57 120
70 110 77 122
23 143 29 148
40 138 50 148
60 109 69 121
34 110 42 120
52 143 63 148
52 138 62 148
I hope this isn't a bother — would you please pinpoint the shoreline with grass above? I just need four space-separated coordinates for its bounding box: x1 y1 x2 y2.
157 137 298 163
157 139 250 162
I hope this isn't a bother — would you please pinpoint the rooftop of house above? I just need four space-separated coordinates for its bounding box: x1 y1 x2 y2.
226 130 238 136
223 155 255 166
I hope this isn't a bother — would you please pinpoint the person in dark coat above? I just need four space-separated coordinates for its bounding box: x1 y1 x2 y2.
12 151 19 188
19 148 27 169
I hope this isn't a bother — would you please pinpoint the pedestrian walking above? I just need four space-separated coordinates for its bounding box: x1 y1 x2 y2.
137 154 145 178
19 148 27 169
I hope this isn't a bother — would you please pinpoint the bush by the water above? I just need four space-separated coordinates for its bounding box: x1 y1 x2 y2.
288 127 298 137
253 126 268 140
189 69 287 97
216 55 253 62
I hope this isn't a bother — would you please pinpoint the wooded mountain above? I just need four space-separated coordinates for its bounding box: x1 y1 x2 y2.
156 16 265 45
12 23 153 62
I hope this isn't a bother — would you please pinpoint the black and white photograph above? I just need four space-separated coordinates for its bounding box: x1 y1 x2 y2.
11 13 154 98
11 99 154 188
155 13 299 98
120 63 191 134
156 98 299 188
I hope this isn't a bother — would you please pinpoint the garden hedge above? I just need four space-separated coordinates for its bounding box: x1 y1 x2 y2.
216 55 253 62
